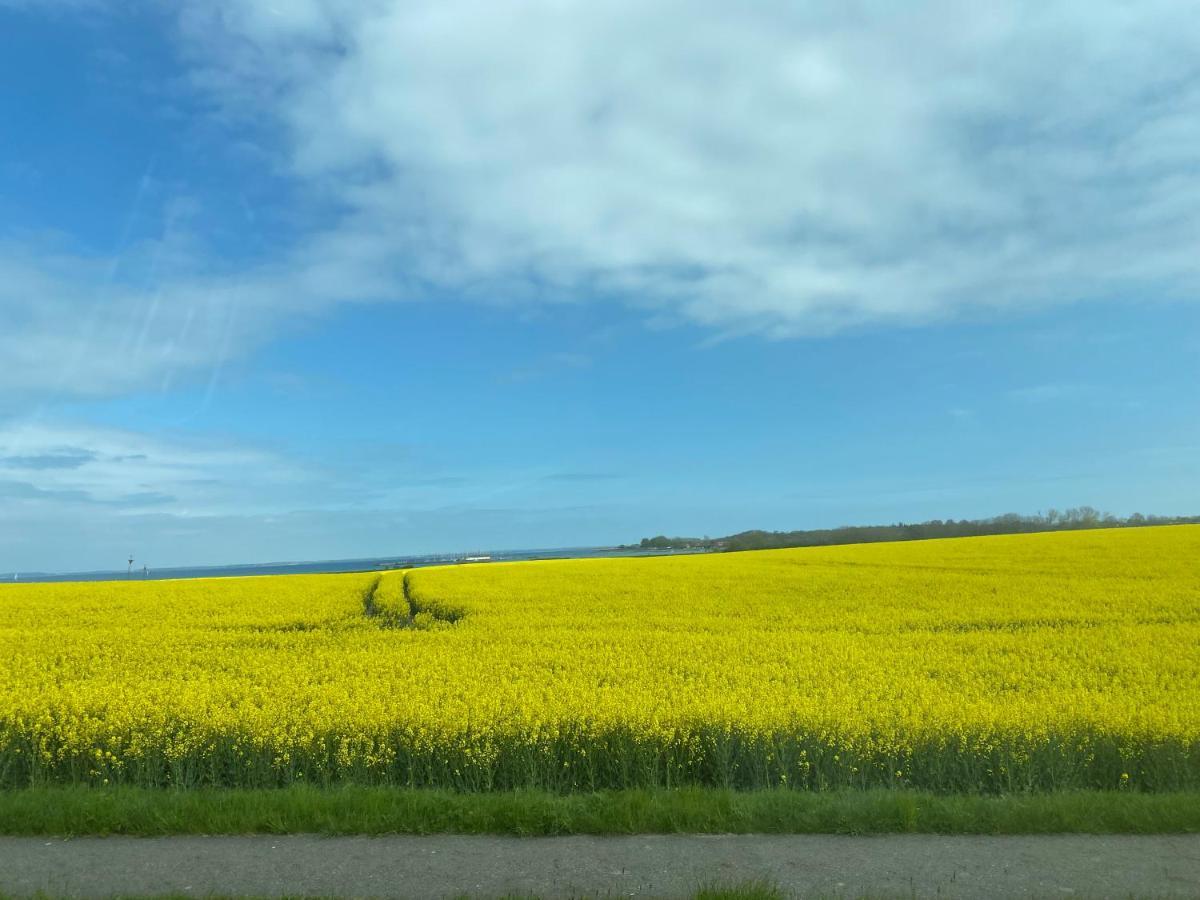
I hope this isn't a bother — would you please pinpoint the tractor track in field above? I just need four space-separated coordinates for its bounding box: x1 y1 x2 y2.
361 571 461 629
361 574 386 619
2 833 1199 898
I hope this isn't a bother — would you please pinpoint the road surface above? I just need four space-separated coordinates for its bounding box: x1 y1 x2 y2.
2 834 1198 898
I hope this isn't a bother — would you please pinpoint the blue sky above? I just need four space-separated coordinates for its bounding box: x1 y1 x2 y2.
1 1 1198 572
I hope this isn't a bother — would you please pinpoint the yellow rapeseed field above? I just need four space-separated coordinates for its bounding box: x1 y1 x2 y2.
1 526 1197 790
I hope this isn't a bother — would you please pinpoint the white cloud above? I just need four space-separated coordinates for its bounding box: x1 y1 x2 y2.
0 242 240 400
176 0 1200 332
0 417 651 571
4 1 1200 401
0 227 412 402
0 420 311 514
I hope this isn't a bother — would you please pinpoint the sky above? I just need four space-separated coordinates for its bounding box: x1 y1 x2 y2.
1 1 1198 573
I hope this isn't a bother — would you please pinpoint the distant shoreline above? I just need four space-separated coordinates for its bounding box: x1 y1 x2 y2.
13 509 1197 584
2 545 710 584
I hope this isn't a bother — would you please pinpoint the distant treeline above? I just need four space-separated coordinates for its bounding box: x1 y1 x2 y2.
638 508 1200 553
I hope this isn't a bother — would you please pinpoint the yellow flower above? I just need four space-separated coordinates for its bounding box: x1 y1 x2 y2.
0 526 1196 791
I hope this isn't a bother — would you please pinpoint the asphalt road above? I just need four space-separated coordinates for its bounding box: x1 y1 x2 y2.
2 834 1198 898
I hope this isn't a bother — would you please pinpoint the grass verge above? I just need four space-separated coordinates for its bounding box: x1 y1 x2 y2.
1 786 1197 836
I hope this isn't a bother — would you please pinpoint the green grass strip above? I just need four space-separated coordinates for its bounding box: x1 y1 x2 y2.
1 786 1198 836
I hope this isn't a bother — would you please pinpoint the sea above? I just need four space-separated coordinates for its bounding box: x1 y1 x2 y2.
2 545 707 583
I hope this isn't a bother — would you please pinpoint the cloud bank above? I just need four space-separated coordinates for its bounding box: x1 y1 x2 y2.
3 0 1200 404
0 420 311 514
183 0 1200 330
